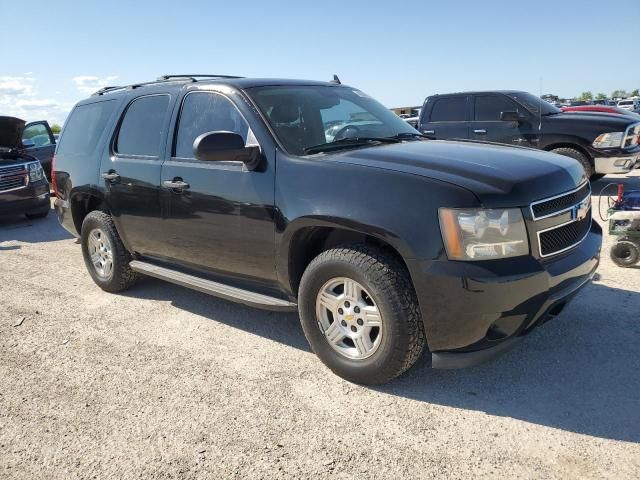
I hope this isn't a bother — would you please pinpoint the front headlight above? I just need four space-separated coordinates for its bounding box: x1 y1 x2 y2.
27 161 45 182
439 208 529 261
592 132 624 148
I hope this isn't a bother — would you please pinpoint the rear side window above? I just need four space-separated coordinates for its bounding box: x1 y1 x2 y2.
474 95 518 121
174 92 249 159
429 97 467 122
116 95 170 157
57 100 116 156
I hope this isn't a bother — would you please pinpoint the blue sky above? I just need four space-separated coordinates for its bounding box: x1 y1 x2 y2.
1 0 639 124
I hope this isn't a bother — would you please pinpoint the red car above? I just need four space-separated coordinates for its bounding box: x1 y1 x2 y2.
561 105 640 119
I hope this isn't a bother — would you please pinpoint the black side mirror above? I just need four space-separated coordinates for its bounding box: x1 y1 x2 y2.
21 138 36 149
193 131 261 169
500 111 523 122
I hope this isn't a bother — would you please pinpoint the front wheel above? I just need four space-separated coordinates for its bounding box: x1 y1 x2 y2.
550 147 595 179
298 245 426 385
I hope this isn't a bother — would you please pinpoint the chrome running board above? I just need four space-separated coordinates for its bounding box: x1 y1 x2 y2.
129 260 297 312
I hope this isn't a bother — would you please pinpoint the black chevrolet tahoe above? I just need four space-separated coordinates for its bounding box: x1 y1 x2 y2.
54 76 602 385
418 91 640 179
0 116 50 219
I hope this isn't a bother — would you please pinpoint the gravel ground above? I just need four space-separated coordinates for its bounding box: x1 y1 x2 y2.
1 172 639 479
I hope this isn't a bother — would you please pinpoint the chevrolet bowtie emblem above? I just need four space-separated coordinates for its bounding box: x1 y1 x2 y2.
571 197 590 221
344 314 354 321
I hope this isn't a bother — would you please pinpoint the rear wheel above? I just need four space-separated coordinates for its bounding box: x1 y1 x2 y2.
610 239 640 267
298 245 426 385
550 147 595 179
80 211 138 292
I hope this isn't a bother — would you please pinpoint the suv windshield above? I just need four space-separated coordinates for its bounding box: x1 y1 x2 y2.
507 92 561 116
246 85 418 155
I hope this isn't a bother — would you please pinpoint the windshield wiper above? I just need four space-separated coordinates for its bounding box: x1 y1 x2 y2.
303 136 401 155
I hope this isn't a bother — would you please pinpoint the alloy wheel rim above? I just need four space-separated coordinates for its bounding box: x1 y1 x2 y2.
87 228 114 279
315 277 383 360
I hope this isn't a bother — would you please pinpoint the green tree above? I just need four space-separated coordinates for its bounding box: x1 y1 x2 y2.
611 90 627 99
595 92 607 100
578 91 593 101
631 89 640 97
50 124 62 134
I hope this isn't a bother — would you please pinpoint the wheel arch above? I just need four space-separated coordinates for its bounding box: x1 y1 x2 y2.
69 187 110 235
279 217 416 298
543 142 594 165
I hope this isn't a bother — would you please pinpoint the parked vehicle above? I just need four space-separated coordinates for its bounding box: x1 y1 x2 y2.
55 76 601 384
418 90 640 179
617 98 640 113
0 116 50 219
561 105 640 120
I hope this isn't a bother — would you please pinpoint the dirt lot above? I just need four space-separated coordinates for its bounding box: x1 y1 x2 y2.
1 172 639 479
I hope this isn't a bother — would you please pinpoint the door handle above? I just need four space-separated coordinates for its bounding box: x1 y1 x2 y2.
423 130 435 134
102 171 121 182
474 129 487 134
163 179 190 190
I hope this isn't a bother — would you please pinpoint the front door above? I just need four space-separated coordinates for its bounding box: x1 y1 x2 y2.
470 94 537 148
159 90 277 283
100 93 172 256
22 121 56 178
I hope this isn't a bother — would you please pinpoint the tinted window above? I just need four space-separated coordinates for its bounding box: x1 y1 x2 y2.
116 95 170 157
429 97 467 122
57 100 116 156
22 123 52 147
474 95 518 121
174 92 249 158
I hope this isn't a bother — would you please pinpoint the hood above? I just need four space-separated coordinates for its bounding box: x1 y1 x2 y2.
547 111 636 131
0 116 26 150
330 140 587 208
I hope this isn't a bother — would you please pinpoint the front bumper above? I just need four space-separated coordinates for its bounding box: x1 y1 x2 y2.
408 221 602 368
591 146 640 174
0 180 50 216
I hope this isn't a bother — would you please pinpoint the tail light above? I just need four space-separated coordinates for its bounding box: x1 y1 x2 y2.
51 154 58 197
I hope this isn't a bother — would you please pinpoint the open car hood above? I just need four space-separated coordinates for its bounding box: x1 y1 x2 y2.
0 116 26 150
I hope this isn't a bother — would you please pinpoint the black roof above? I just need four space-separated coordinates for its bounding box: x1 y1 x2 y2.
428 90 526 97
90 75 342 97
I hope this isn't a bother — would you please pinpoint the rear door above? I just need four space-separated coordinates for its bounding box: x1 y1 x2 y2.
100 93 173 256
419 96 470 140
22 121 56 178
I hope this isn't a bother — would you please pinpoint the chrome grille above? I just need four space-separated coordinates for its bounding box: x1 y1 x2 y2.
538 213 592 257
530 182 590 220
530 182 592 257
0 163 28 192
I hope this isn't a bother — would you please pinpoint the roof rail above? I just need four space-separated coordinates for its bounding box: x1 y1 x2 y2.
91 86 123 96
157 74 244 81
91 74 244 97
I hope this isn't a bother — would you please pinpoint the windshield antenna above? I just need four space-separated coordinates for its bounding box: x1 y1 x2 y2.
538 76 543 131
331 74 341 85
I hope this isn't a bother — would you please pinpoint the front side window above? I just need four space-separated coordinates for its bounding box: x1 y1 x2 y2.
247 85 417 156
22 123 52 147
429 97 467 122
116 95 170 157
474 95 519 121
174 92 249 159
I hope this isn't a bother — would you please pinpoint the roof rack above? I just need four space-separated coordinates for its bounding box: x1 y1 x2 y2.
91 74 244 96
92 86 123 96
156 74 244 81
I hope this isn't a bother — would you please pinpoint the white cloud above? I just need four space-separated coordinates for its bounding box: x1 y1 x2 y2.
72 75 119 95
0 76 35 96
0 76 71 125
